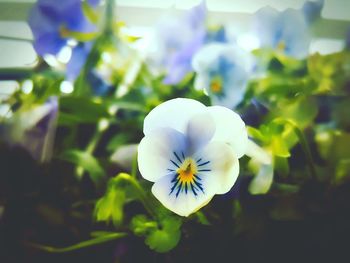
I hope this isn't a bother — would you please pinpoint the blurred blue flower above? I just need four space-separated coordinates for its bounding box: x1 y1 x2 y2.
302 0 324 24
253 1 323 58
66 42 93 81
149 1 228 85
28 0 99 56
192 43 255 109
346 27 350 50
87 69 113 96
1 97 58 162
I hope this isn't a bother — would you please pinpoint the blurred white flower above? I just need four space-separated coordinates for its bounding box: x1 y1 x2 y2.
192 43 255 109
111 144 138 171
138 98 248 216
245 140 274 195
252 0 324 58
1 97 58 162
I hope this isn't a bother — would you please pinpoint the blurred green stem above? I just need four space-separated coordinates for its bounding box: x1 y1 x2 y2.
86 123 105 154
76 119 109 177
103 0 116 34
0 59 51 81
24 232 127 253
0 35 32 43
116 173 158 219
275 118 317 180
0 68 33 80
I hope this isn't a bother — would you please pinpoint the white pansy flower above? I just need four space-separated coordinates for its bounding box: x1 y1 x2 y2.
138 98 248 217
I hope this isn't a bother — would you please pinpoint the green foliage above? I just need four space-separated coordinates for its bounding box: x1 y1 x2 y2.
61 150 105 183
58 97 111 125
95 178 126 226
130 214 182 253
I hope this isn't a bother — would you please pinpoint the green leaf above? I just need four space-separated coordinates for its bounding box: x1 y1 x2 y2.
277 97 318 129
316 130 350 164
130 215 182 253
269 197 303 221
195 211 210 225
274 156 290 178
82 1 99 24
130 215 157 236
95 189 126 226
333 98 350 130
58 97 110 125
335 159 350 185
107 99 146 112
144 216 182 253
61 150 105 183
273 183 300 194
106 133 130 152
270 136 290 158
247 126 266 142
95 174 150 226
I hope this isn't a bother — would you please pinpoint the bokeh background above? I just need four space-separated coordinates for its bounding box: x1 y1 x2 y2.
0 1 350 263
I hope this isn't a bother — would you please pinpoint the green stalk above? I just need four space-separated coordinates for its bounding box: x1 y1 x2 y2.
76 119 109 177
0 59 52 81
24 232 127 253
103 0 116 34
274 118 317 180
0 36 32 43
116 173 158 218
0 68 33 80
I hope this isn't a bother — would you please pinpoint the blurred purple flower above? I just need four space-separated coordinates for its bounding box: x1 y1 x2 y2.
149 1 228 85
253 1 323 58
28 0 99 56
192 43 255 109
87 0 101 6
1 97 58 162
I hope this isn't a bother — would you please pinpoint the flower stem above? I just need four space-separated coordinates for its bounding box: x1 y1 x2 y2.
103 0 116 34
116 173 158 218
0 35 32 43
0 60 54 81
76 119 109 177
24 232 127 253
274 118 317 180
0 68 33 80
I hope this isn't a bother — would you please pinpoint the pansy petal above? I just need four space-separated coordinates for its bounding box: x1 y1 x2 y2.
151 171 218 217
138 127 187 182
245 139 272 165
302 0 324 24
143 98 206 135
193 74 210 91
207 106 248 158
253 6 279 47
186 111 215 154
248 164 274 195
278 9 310 58
194 141 239 195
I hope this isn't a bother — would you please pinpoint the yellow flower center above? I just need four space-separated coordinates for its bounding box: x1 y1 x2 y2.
169 152 209 197
59 26 70 38
210 77 222 93
277 41 286 51
177 158 198 184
